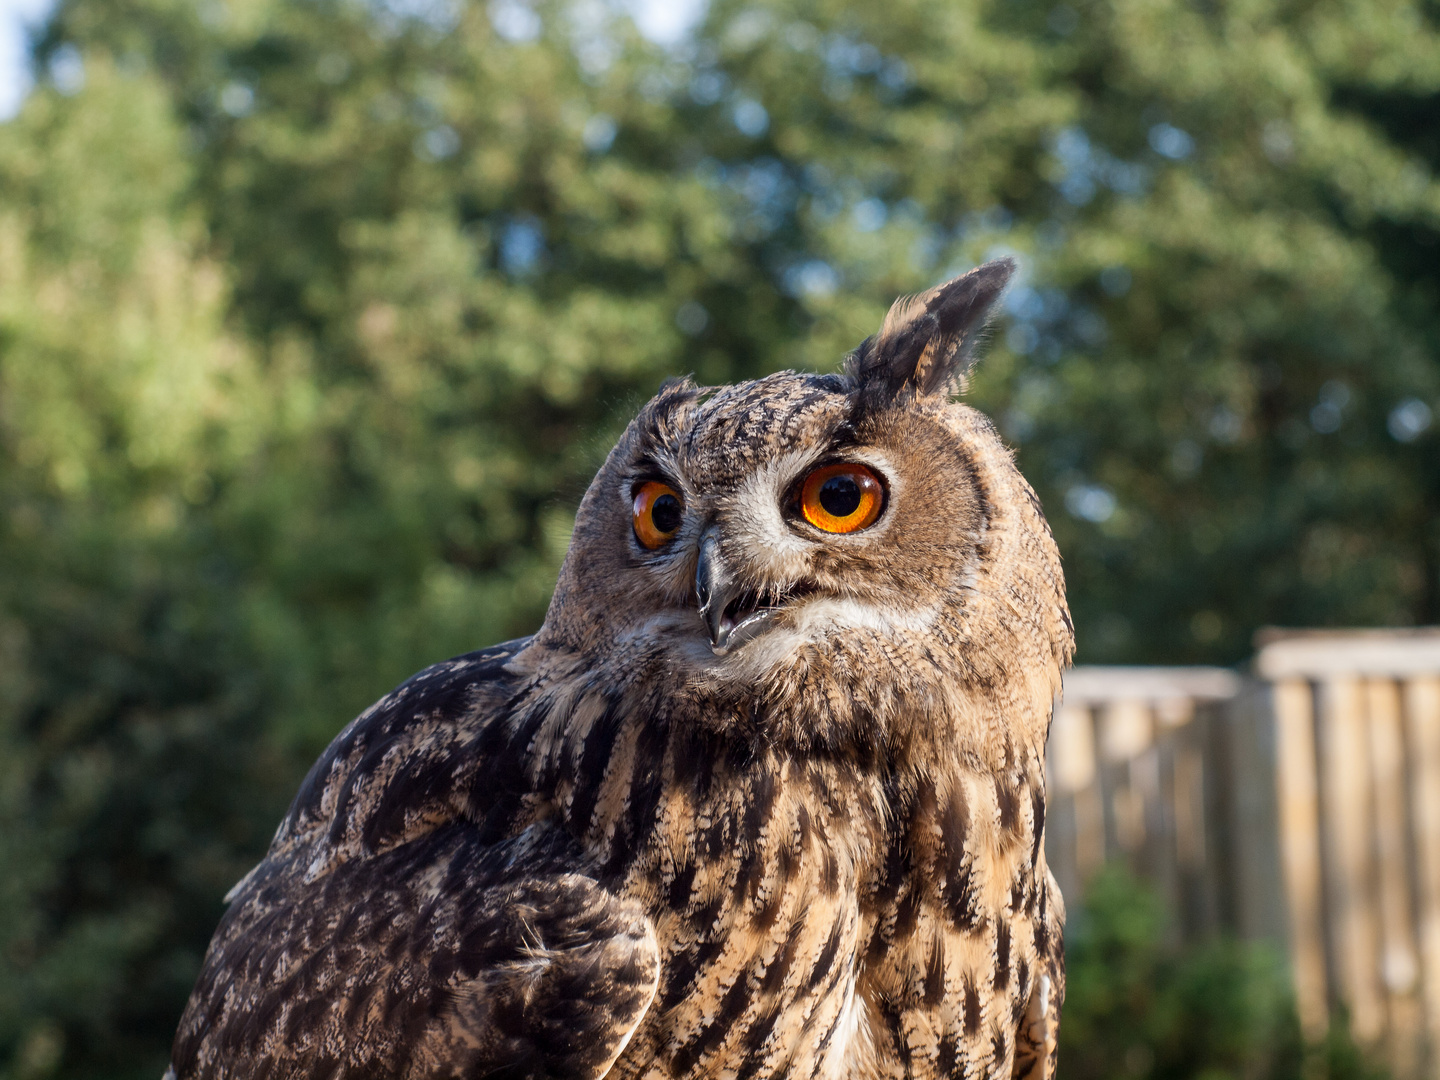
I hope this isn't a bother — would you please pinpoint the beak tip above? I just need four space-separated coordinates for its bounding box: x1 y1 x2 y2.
703 606 729 651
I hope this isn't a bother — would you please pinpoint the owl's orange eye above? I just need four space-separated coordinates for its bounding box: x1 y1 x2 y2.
633 481 684 549
799 463 884 534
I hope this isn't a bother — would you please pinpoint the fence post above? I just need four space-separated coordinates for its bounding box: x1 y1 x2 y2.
1272 677 1329 1038
1366 678 1422 1074
1406 675 1440 1073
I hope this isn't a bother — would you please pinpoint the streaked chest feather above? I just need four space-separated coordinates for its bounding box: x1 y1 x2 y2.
524 706 1053 1080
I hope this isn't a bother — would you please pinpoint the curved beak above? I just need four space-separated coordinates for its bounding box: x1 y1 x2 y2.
695 529 740 651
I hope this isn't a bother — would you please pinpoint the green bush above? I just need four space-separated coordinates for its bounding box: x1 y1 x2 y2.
1062 868 1390 1080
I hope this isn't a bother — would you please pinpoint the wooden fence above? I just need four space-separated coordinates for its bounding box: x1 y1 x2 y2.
1046 629 1440 1078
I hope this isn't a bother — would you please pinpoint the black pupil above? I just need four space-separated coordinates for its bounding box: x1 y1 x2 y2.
650 493 682 534
818 475 862 518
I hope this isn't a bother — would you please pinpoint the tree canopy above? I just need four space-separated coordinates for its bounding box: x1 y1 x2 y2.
0 0 1436 1073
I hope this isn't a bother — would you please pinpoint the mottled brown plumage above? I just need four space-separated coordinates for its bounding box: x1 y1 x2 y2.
169 258 1074 1079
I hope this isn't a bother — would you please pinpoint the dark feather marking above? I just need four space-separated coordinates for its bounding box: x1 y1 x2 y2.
1009 877 1026 915
470 701 529 779
761 923 805 993
602 718 668 881
806 922 845 990
691 893 729 938
994 920 1011 990
565 695 624 834
923 934 947 1005
821 845 840 895
865 922 891 965
895 883 923 939
740 1004 783 1059
672 727 717 798
810 935 853 1008
744 767 778 841
940 781 970 876
1030 785 1046 867
288 752 340 833
877 995 911 1066
496 699 550 780
945 858 981 932
727 730 759 771
327 729 405 848
667 861 698 910
995 776 1019 836
660 937 726 1011
361 748 460 853
874 829 908 909
247 975 288 1046
702 816 729 858
936 1032 959 1077
774 838 798 891
674 976 749 1071
754 877 786 933
991 1026 1008 1072
736 847 767 903
963 974 981 1035
914 773 938 824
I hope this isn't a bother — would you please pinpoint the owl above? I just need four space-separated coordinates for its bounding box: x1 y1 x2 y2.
168 257 1073 1080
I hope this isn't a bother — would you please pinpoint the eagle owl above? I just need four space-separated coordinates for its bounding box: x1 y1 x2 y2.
169 258 1073 1079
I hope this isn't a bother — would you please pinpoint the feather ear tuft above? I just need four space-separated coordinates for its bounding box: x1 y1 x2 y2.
845 258 1015 405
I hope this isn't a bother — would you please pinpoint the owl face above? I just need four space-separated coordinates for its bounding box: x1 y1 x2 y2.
591 372 987 673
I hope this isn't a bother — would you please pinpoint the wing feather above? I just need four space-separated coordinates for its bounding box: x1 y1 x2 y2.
170 640 659 1080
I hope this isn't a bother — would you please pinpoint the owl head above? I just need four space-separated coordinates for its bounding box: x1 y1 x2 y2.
540 259 1072 756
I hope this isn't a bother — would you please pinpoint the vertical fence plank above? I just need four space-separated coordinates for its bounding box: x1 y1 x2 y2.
1319 676 1385 1043
1172 733 1212 936
1073 782 1105 882
1366 678 1422 1074
1225 685 1286 943
1273 677 1329 1037
1050 703 1097 794
1043 788 1079 917
1100 700 1153 861
1404 675 1440 1073
1172 741 1206 871
1133 745 1178 940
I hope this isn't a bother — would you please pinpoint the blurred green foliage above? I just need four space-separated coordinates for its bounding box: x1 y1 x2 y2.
0 0 1435 1073
1062 869 1389 1080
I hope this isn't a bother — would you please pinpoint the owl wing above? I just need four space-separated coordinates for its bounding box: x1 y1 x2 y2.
1011 871 1065 1080
168 640 660 1080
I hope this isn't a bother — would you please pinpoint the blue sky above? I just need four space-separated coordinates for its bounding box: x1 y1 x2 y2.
0 0 53 118
0 0 706 120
